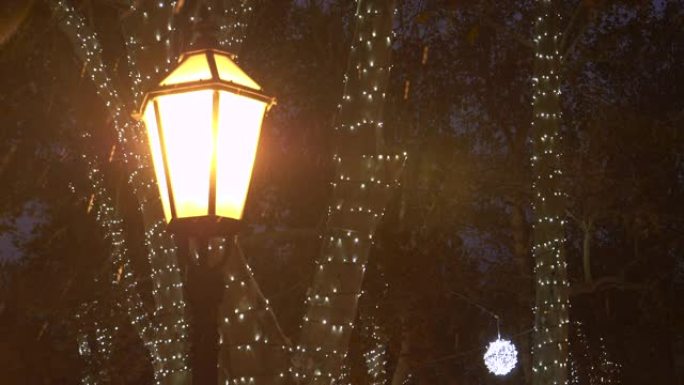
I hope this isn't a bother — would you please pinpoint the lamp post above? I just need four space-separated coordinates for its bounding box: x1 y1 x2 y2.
139 48 274 384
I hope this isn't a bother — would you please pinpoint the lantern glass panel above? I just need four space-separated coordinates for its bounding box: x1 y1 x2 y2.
156 90 214 218
215 91 267 219
214 54 261 90
143 105 173 222
160 53 212 86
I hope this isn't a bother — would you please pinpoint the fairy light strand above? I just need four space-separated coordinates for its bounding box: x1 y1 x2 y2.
217 0 254 52
48 1 407 384
530 1 571 385
292 1 404 383
216 238 292 385
362 315 389 385
50 1 192 383
84 156 190 384
360 266 390 385
74 304 115 385
51 0 268 382
569 322 621 385
121 0 179 106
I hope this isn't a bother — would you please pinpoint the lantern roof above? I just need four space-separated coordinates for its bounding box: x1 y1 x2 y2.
137 48 275 119
160 49 262 91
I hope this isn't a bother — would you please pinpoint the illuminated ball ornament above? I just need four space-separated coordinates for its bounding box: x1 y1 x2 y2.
483 337 518 376
138 48 275 236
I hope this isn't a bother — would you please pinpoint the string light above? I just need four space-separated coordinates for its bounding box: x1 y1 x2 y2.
291 1 404 383
50 0 404 384
569 322 621 385
48 0 204 383
216 0 254 51
217 238 291 385
74 305 115 384
362 315 389 385
530 1 570 385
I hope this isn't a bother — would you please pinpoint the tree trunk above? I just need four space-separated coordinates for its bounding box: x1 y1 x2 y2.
390 333 411 385
511 201 530 274
217 238 292 385
509 200 534 383
582 219 593 284
291 0 403 383
50 1 194 383
530 1 570 384
51 0 403 384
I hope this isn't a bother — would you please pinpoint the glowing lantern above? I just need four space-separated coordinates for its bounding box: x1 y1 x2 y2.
139 49 274 235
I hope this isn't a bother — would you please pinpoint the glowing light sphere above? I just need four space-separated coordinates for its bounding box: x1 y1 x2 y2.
483 338 518 376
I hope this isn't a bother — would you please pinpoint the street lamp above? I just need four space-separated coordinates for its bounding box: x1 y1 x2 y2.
141 48 274 236
139 48 274 384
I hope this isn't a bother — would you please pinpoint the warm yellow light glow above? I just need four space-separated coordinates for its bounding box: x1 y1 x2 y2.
155 90 214 218
215 91 267 219
160 53 212 86
214 54 261 90
141 49 272 228
143 106 172 223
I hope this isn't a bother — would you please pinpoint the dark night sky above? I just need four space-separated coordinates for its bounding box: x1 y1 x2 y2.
0 202 45 262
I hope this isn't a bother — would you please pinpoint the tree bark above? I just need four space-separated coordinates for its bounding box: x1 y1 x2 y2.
509 200 534 383
291 1 403 383
50 1 193 383
217 238 292 385
582 219 593 284
530 1 570 384
390 333 411 385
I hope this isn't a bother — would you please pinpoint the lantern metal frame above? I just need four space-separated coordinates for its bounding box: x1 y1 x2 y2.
139 48 275 237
